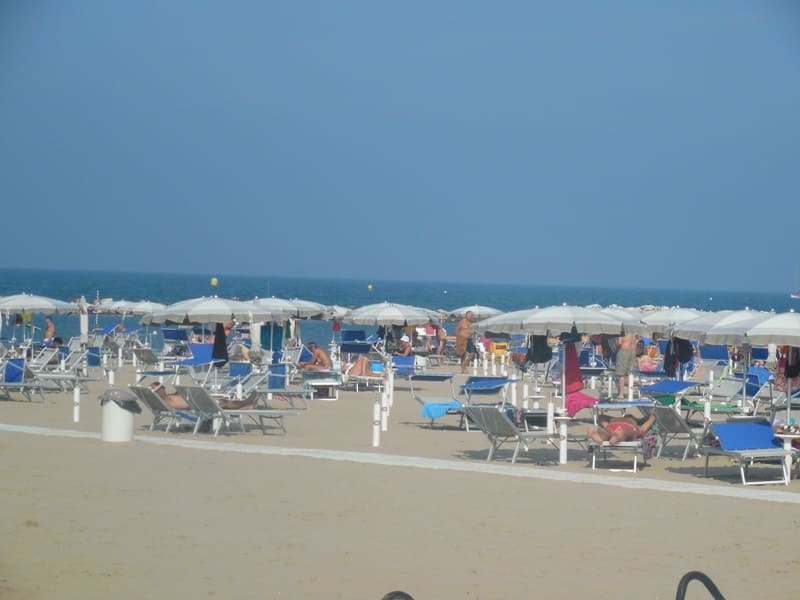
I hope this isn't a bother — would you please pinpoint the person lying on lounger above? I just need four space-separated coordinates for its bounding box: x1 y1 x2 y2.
342 355 382 378
149 382 258 410
587 413 656 446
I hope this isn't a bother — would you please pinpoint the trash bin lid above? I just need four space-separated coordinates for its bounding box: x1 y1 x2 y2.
99 387 142 414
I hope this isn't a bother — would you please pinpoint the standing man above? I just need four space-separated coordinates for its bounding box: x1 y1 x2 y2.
455 310 476 374
43 316 56 347
615 331 639 399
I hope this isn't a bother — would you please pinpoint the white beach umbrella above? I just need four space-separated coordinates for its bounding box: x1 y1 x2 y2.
674 310 770 342
342 301 439 326
448 305 503 321
702 313 775 346
327 305 351 320
129 300 167 316
734 312 800 347
143 296 283 325
109 299 139 315
720 311 800 423
0 293 77 314
475 307 540 335
288 298 330 320
518 304 645 336
252 296 297 316
640 307 704 336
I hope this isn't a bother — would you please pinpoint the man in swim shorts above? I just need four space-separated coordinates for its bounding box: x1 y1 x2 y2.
455 310 475 373
587 413 656 446
614 332 639 399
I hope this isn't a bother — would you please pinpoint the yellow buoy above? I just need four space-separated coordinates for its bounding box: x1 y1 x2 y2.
367 283 373 291
210 277 218 287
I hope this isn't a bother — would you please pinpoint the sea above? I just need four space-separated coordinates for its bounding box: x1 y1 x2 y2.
0 267 795 347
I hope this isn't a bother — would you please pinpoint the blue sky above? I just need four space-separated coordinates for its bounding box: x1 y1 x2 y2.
1 1 798 292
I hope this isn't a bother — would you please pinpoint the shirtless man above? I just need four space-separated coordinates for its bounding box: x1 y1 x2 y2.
43 316 56 346
300 341 333 370
435 324 447 357
455 310 476 373
587 413 656 446
614 332 639 399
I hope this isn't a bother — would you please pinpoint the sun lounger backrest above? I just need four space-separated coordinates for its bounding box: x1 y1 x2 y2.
712 422 781 451
654 404 690 433
268 364 288 389
174 384 220 415
699 345 728 361
129 384 170 414
162 328 189 343
228 361 251 380
466 406 517 437
340 342 372 355
341 330 366 342
175 343 214 366
391 355 415 376
4 358 24 383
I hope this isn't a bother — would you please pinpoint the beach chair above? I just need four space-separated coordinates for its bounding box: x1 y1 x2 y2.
262 363 309 409
700 421 792 485
587 438 648 473
0 358 56 401
128 384 196 433
699 421 791 485
463 405 556 463
653 404 706 460
28 347 58 372
409 373 462 428
301 369 341 401
459 376 513 430
174 384 297 437
391 355 416 378
133 347 162 370
174 343 223 386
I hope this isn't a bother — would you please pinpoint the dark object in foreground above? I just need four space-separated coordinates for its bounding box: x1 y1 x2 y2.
675 570 725 600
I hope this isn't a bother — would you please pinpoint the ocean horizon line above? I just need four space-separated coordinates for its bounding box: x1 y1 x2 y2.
0 266 786 297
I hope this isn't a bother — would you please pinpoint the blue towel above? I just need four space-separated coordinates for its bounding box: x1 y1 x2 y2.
421 401 461 420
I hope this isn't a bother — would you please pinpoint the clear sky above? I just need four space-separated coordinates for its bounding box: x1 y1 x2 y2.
1 1 798 292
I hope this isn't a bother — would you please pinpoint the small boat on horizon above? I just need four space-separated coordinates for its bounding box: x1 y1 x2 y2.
792 291 800 300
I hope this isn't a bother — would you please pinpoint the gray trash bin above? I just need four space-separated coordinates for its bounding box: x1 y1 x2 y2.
99 387 141 442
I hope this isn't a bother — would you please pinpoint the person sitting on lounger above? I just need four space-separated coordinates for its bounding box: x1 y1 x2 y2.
299 341 333 370
587 413 656 446
342 355 382 378
149 382 258 410
393 335 412 357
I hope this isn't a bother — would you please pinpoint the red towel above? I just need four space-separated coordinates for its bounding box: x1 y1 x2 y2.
564 343 584 394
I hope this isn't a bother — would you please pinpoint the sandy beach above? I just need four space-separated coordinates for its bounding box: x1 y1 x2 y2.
2 364 799 599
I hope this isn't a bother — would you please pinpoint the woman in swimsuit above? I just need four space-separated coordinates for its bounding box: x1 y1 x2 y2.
587 413 656 446
342 356 381 378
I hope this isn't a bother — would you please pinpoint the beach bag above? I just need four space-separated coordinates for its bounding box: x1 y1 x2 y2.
641 433 658 459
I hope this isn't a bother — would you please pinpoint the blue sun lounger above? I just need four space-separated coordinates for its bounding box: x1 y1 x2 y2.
410 373 462 427
700 421 792 486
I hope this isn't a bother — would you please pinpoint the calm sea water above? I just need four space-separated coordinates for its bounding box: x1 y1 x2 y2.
0 268 795 344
